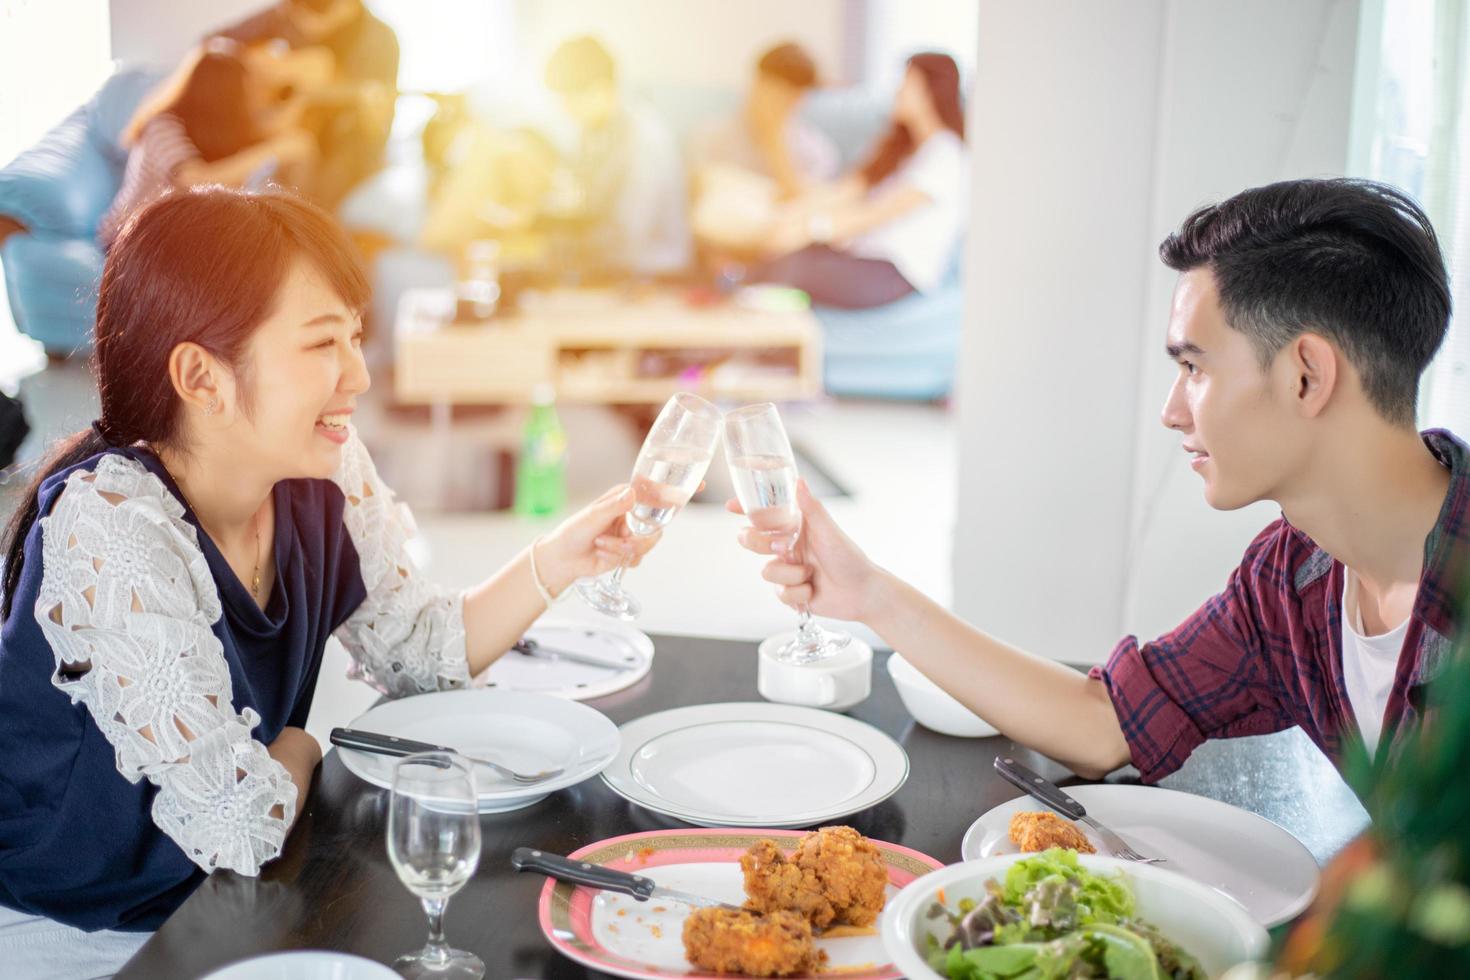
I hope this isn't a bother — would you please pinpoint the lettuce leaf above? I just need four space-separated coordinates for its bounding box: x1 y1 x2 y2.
1004 848 1136 926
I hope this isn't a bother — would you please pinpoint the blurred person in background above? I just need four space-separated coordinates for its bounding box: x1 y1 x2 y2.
543 35 691 279
212 0 399 208
746 52 966 309
98 38 317 249
418 123 562 266
689 42 839 260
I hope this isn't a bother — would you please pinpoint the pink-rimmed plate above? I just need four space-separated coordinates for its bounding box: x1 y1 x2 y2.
536 828 944 979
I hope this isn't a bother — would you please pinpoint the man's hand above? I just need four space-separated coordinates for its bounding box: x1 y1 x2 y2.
729 479 884 622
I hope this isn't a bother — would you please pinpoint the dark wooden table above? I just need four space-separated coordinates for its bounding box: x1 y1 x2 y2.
119 635 1370 979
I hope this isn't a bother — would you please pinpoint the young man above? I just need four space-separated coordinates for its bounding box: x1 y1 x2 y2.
690 42 839 199
737 178 1465 781
213 0 399 208
689 43 840 259
543 35 691 277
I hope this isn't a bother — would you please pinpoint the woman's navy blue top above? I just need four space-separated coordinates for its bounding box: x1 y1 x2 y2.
0 447 368 931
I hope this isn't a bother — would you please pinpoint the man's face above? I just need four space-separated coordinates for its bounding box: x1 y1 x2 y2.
748 74 798 125
560 81 618 130
1160 268 1308 510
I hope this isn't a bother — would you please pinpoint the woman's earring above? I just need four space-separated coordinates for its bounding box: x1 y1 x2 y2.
204 398 217 417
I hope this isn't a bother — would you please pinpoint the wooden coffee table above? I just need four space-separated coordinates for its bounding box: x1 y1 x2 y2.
393 286 823 407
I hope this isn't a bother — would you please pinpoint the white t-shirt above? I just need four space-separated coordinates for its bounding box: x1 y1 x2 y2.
849 129 966 292
1340 569 1412 755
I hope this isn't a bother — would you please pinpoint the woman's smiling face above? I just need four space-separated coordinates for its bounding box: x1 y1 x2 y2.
227 254 371 481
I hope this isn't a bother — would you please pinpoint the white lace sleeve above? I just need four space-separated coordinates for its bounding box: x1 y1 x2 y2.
33 455 297 876
331 427 469 697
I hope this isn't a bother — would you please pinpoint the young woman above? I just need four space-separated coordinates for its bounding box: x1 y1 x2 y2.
750 52 967 309
0 187 658 976
98 39 316 247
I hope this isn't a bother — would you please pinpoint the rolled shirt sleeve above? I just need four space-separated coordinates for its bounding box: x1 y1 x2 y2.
1091 524 1296 781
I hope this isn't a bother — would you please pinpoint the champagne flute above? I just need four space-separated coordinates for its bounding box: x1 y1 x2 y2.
387 753 484 980
577 392 723 620
725 402 851 663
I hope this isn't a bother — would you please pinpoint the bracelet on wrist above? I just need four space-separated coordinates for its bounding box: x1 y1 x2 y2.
529 536 557 609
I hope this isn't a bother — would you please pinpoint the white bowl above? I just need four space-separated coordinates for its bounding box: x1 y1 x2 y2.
201 951 398 979
881 854 1270 979
886 652 998 737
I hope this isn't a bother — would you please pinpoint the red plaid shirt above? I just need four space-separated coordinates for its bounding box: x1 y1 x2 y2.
1093 430 1468 782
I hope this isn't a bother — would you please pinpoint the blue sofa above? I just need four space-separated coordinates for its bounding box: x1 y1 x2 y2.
0 68 160 356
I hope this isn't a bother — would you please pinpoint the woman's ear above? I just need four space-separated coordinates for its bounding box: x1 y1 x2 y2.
168 342 226 417
1290 332 1339 419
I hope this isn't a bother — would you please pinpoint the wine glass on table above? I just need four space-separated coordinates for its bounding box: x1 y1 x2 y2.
577 392 723 620
725 402 851 663
387 753 483 980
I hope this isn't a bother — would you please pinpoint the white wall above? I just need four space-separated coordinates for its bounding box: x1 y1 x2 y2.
512 0 848 91
1122 0 1360 641
863 0 978 83
954 0 1361 662
109 0 259 67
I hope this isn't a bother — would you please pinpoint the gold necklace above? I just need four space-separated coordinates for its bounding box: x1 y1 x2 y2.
250 507 264 601
167 463 267 602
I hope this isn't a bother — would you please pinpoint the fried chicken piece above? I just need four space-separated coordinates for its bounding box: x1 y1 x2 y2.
681 907 823 977
1007 810 1095 853
741 826 889 929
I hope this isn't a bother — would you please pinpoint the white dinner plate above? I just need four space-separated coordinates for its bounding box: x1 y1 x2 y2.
601 702 908 828
475 618 654 700
201 951 398 979
337 689 620 812
959 783 1321 926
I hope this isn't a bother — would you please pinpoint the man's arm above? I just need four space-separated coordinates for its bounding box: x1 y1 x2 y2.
733 482 1131 777
867 572 1132 778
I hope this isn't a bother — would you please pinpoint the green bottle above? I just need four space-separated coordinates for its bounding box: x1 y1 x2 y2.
515 384 567 516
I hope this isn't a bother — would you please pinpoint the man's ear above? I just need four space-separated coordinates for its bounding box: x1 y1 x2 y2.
1289 332 1339 419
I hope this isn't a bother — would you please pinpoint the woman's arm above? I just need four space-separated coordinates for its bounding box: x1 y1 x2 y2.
764 184 930 256
331 432 657 693
35 457 305 873
266 727 321 822
459 485 657 677
174 129 317 188
778 174 866 222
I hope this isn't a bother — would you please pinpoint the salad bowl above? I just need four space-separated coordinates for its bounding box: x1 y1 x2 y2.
881 850 1269 979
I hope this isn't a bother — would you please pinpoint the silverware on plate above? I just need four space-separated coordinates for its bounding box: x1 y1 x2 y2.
511 847 743 911
512 635 638 672
993 756 1165 864
329 727 565 784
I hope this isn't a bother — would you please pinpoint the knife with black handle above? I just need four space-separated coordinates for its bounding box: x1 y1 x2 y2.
511 847 743 910
993 756 1163 863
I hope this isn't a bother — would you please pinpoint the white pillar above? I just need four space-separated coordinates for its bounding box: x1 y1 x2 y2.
954 0 1362 661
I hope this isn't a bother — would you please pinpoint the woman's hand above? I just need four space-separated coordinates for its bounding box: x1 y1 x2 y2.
729 479 883 623
536 484 661 596
266 726 321 823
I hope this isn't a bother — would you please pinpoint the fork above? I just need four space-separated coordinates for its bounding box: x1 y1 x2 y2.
993 756 1165 864
329 727 566 785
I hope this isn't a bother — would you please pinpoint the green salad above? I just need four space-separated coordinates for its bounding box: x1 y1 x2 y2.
925 849 1207 980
